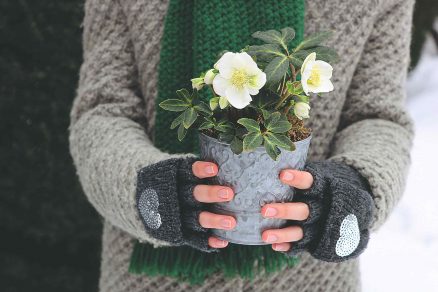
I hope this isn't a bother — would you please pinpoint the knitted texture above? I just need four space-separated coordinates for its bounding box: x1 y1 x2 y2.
288 161 374 262
154 0 305 154
136 157 212 251
69 0 415 291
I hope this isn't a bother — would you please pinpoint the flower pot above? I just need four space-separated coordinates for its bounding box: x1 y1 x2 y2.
199 133 312 245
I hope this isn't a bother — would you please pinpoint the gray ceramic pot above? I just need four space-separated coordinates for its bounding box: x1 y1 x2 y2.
199 133 311 245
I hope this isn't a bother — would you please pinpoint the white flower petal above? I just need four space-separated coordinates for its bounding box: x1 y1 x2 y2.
317 79 334 93
314 60 333 79
301 52 316 75
215 52 235 78
212 75 230 97
239 52 260 74
225 86 252 109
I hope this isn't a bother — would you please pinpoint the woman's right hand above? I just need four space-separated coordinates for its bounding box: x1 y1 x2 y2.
192 161 236 249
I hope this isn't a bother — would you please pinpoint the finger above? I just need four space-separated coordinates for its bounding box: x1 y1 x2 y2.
279 169 313 189
272 242 291 252
208 236 229 248
199 211 236 230
192 161 218 178
261 226 304 244
261 202 310 221
193 185 234 203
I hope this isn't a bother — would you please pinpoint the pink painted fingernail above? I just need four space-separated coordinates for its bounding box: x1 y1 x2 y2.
282 171 294 181
273 244 287 251
266 234 278 243
205 165 215 174
221 219 232 228
218 188 230 200
264 207 278 217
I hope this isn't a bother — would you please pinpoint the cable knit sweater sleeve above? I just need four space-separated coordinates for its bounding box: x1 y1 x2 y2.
68 0 184 246
328 0 415 230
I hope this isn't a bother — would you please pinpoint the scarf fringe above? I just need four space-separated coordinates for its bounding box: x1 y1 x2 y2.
129 242 299 285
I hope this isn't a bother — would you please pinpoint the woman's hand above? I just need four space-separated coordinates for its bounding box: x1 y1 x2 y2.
192 161 236 249
261 169 314 252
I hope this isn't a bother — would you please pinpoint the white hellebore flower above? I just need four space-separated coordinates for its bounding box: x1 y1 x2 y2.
300 52 334 95
204 69 217 85
213 52 266 109
294 102 311 120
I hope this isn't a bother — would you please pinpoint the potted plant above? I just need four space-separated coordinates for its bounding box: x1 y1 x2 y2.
159 27 337 245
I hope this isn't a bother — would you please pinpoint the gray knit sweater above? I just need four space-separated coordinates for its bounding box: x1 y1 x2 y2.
69 0 414 291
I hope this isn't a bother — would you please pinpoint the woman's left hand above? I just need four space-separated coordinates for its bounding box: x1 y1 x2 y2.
261 169 314 252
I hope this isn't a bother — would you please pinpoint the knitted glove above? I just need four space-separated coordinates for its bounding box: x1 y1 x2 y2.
136 157 213 252
288 161 375 262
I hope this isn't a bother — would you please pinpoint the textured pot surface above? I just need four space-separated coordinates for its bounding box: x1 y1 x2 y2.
199 133 311 245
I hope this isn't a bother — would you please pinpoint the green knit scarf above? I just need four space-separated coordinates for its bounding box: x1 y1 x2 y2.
130 0 305 284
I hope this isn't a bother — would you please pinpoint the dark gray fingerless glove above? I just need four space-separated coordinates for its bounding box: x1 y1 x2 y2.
136 157 213 252
288 161 375 262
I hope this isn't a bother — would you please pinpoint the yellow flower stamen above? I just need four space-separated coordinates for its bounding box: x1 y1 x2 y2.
230 70 248 88
307 65 322 87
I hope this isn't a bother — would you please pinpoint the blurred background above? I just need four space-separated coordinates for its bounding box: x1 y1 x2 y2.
0 1 437 292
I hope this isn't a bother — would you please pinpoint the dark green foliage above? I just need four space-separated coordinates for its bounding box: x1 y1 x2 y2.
411 0 438 68
0 1 101 292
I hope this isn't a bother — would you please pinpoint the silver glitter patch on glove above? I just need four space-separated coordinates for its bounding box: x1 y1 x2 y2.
138 188 162 229
336 214 360 257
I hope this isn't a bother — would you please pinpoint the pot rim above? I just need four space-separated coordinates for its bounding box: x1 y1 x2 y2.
199 132 312 149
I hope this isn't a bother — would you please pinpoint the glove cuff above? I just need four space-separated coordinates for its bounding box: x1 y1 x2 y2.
136 157 214 252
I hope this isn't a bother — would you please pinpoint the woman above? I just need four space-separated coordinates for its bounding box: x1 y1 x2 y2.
69 0 414 291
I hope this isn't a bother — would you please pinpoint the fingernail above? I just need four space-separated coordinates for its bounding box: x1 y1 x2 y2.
205 165 215 175
218 188 230 200
282 171 294 181
263 207 278 217
273 244 287 251
217 239 227 247
266 234 278 243
221 219 232 229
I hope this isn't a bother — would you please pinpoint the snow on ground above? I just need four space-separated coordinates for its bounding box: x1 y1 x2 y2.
361 39 438 292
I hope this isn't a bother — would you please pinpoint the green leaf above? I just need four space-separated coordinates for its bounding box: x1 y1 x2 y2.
265 132 295 151
198 120 214 130
230 137 243 155
297 94 309 103
246 44 285 61
170 112 184 129
243 132 263 151
288 54 305 67
219 132 234 143
182 108 197 129
176 89 191 102
280 27 296 45
215 121 234 133
237 118 260 133
263 137 281 160
266 112 281 126
261 109 271 120
252 29 282 44
194 102 212 116
159 99 190 112
252 27 296 51
294 31 334 52
266 114 292 133
264 56 289 84
177 123 187 141
294 46 339 63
